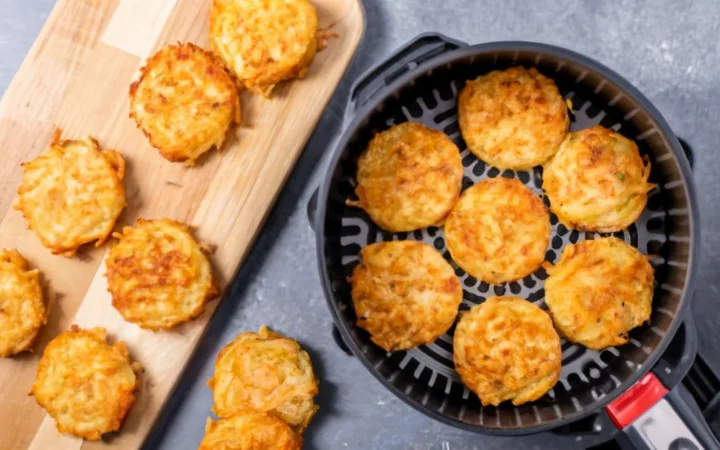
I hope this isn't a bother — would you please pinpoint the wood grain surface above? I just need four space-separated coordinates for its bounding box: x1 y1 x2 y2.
0 0 364 448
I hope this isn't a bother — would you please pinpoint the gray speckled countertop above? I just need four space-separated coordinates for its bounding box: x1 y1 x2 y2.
2 1 720 449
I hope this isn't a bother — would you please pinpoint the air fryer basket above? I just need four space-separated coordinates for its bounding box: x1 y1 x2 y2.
316 36 699 434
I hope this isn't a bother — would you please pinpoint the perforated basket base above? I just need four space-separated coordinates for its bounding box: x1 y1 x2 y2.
319 42 694 433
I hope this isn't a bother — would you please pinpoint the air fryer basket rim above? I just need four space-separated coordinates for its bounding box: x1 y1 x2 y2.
315 39 700 435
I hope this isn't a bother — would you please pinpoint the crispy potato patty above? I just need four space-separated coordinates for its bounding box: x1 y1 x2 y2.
209 0 318 96
458 66 569 169
542 125 655 232
208 326 319 432
199 411 303 450
15 130 126 256
351 122 463 232
129 43 241 164
544 237 654 349
444 178 550 284
0 249 45 357
453 296 561 406
30 326 142 440
105 219 219 330
350 241 463 351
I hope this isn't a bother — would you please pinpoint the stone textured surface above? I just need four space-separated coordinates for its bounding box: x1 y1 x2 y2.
2 0 719 449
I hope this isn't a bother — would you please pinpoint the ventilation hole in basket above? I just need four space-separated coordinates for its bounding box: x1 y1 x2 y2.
478 281 490 293
434 107 456 124
533 167 543 188
523 275 536 289
647 217 664 233
509 282 521 295
464 276 477 288
444 122 459 135
433 238 444 250
472 161 486 176
545 249 557 263
487 167 500 178
518 171 531 184
569 230 580 243
501 169 515 179
493 285 506 296
462 152 476 166
551 236 564 250
647 239 664 255
462 176 473 190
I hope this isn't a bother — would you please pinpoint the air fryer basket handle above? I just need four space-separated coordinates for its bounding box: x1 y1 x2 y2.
608 370 720 449
345 33 467 118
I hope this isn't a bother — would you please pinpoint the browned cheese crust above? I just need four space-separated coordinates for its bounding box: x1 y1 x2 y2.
129 42 241 164
544 237 654 349
30 326 142 440
15 130 126 256
351 122 464 232
0 249 46 357
199 411 303 450
542 125 655 232
209 0 318 96
350 241 463 351
208 326 319 433
444 178 550 284
458 66 569 169
453 296 562 406
105 218 219 330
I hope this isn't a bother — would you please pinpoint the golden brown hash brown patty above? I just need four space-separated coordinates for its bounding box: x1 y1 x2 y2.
458 66 569 170
15 130 126 257
350 122 464 232
544 237 654 349
208 326 319 432
350 241 463 351
106 218 219 330
209 0 318 96
0 249 45 357
129 42 241 164
30 326 142 440
542 125 655 232
454 296 562 406
199 411 303 450
444 178 550 284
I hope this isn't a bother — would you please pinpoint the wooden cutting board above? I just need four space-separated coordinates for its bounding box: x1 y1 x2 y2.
0 0 364 448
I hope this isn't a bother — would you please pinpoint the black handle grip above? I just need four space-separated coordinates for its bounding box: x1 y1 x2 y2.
345 33 466 118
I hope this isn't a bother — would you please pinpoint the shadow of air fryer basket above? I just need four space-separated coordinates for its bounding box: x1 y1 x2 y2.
309 34 719 449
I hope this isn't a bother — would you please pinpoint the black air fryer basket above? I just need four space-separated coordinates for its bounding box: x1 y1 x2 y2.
314 34 712 448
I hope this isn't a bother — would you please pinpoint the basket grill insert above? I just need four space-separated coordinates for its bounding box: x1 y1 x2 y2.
322 49 692 431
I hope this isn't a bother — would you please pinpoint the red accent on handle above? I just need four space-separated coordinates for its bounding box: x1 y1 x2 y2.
606 372 669 429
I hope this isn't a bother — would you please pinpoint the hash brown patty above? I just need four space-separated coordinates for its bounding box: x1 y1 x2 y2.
458 66 569 170
350 241 463 351
209 0 319 96
129 42 241 164
351 122 463 232
453 296 562 406
0 249 46 357
444 178 550 284
542 125 655 232
15 130 126 257
544 237 654 349
199 411 303 450
30 326 142 440
105 218 219 330
208 326 319 433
